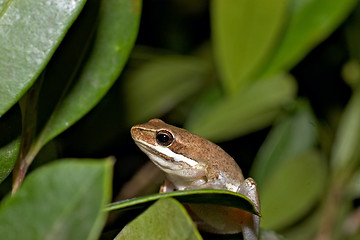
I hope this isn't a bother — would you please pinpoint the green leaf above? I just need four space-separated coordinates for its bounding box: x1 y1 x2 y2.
0 0 87 116
251 100 318 187
260 151 327 230
211 0 288 94
281 207 321 240
0 2 7 10
260 229 286 240
0 105 21 184
105 189 260 216
0 158 113 240
345 3 360 62
263 0 358 76
33 0 141 152
250 102 324 230
0 138 20 183
185 73 297 142
115 198 202 240
342 59 360 88
347 169 360 201
331 87 360 172
125 56 208 125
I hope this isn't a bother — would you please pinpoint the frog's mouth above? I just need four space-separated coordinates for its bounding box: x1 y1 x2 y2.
134 139 198 171
134 139 183 171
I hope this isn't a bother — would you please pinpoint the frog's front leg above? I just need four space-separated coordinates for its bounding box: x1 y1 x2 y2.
159 178 176 193
237 178 261 240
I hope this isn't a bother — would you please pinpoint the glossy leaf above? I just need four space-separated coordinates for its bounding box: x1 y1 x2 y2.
125 56 208 125
211 0 288 94
0 138 20 183
331 88 360 172
251 101 318 187
115 198 202 240
0 159 113 240
0 0 87 116
33 0 141 152
260 151 327 230
185 73 297 142
263 0 358 76
105 189 260 216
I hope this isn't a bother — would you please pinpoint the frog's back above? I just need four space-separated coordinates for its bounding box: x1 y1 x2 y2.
165 122 245 190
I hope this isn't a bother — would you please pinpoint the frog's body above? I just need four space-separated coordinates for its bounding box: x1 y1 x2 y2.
131 119 260 239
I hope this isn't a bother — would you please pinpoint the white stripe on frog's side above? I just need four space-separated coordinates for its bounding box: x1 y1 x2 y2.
135 139 199 167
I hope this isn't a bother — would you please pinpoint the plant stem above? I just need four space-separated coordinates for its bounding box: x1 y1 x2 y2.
12 145 39 194
315 169 354 240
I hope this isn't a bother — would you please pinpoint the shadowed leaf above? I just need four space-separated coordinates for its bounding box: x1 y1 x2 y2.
125 56 208 125
115 198 202 240
105 189 260 216
260 151 327 230
263 0 358 76
0 138 20 183
186 73 296 142
331 87 360 172
251 101 318 187
0 159 113 240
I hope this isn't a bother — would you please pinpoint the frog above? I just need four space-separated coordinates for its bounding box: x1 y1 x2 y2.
131 119 260 239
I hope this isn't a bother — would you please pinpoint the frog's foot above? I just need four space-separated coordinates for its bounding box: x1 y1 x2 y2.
237 178 261 240
159 178 176 193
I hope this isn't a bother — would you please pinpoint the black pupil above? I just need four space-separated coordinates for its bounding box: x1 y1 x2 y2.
157 133 169 143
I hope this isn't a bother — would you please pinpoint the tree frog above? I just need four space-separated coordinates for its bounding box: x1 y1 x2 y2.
131 119 260 240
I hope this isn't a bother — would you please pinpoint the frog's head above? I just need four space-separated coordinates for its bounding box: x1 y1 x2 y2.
131 119 245 191
130 119 204 175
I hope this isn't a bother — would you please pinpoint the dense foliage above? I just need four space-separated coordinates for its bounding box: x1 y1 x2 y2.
0 0 360 239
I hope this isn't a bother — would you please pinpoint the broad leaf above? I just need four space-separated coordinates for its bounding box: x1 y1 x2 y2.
185 73 296 142
0 159 113 240
260 151 327 230
211 0 288 94
33 0 141 152
263 0 358 76
331 87 360 172
0 0 87 116
105 189 260 216
0 138 20 183
125 56 208 125
251 102 325 230
251 101 318 187
0 106 21 183
115 198 202 240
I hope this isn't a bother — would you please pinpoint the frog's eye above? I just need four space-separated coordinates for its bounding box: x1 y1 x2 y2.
156 130 174 146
